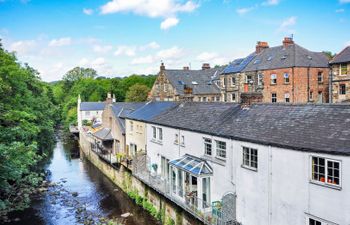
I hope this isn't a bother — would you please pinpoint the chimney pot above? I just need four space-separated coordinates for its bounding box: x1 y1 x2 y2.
283 37 294 48
160 62 165 71
255 41 269 54
183 66 189 70
202 63 211 70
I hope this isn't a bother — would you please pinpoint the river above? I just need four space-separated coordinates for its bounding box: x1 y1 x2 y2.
3 132 159 225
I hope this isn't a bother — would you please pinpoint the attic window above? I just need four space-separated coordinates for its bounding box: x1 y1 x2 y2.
281 55 287 60
307 55 312 60
192 81 198 85
267 56 273 61
253 59 261 64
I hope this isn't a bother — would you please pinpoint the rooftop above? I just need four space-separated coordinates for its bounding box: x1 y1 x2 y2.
80 102 106 111
330 46 350 64
146 102 350 156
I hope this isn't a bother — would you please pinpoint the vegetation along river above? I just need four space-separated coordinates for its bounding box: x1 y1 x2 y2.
2 132 159 225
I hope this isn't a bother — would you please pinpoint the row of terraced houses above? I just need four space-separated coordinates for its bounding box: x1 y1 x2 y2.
76 38 350 225
149 37 350 104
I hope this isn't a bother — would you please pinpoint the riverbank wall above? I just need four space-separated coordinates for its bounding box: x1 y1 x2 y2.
79 132 202 225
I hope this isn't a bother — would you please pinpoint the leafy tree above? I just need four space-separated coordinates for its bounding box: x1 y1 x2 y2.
0 41 57 216
125 84 150 102
322 51 335 60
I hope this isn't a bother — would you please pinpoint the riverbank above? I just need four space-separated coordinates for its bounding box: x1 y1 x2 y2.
1 132 159 225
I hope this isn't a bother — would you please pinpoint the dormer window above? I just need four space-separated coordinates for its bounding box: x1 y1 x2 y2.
267 56 272 61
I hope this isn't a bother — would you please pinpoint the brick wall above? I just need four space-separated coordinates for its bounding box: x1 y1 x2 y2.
262 67 329 103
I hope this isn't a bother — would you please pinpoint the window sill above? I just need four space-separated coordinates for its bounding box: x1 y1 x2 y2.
180 144 185 147
151 139 163 145
241 165 258 172
284 82 290 85
318 82 324 84
309 180 341 190
270 83 277 86
202 155 226 166
174 142 179 145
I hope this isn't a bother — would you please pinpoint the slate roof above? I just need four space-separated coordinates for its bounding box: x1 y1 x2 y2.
80 102 106 111
110 102 146 134
330 46 350 64
124 101 179 121
92 128 113 141
147 102 350 156
243 44 329 72
222 53 256 74
165 66 225 95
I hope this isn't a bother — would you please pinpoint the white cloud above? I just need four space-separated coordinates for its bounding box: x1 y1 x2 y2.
91 57 106 67
93 44 113 53
48 37 72 47
83 8 94 15
340 0 350 3
9 40 36 54
262 0 280 6
196 52 218 62
100 0 198 29
335 9 345 13
156 46 183 59
236 7 254 15
139 41 160 51
160 17 179 30
131 55 154 64
278 16 297 33
114 45 136 56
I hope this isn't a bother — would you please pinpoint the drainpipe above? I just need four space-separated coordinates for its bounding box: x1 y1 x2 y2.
292 67 295 103
268 145 272 225
307 66 310 103
329 67 333 103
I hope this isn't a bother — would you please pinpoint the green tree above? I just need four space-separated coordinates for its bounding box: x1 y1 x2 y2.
125 84 150 102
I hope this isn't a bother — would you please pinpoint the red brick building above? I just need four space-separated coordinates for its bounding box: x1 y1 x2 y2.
242 37 330 103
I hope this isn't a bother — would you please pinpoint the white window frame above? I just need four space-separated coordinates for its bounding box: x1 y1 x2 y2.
246 75 252 84
284 93 290 103
152 126 157 139
231 77 236 86
231 93 236 102
215 140 226 159
204 138 212 156
180 135 185 146
242 146 258 171
310 156 341 188
284 73 290 84
271 74 277 84
158 128 163 141
258 73 263 86
174 133 179 144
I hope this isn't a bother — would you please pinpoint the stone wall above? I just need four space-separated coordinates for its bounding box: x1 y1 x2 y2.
79 132 202 225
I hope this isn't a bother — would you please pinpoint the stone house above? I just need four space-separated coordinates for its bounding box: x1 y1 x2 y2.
242 37 330 104
330 45 350 103
148 63 225 102
220 52 258 103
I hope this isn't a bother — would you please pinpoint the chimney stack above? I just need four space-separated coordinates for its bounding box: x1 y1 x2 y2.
282 37 294 48
106 92 113 104
183 66 189 70
255 41 269 54
160 62 165 71
202 63 211 70
112 94 116 103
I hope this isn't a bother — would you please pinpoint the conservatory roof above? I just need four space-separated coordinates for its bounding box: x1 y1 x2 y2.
169 154 213 176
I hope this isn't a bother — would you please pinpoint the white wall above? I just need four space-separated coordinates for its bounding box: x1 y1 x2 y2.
145 123 350 225
125 119 147 156
79 110 103 128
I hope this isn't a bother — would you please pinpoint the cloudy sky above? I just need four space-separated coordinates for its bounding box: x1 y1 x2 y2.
0 0 349 81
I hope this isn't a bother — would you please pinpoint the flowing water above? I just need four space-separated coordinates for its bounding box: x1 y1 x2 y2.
3 132 159 225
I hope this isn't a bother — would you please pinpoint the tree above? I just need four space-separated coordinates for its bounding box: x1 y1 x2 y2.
322 51 335 60
125 84 150 102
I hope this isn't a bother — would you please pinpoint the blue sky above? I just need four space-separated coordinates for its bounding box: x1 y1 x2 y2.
0 0 349 81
